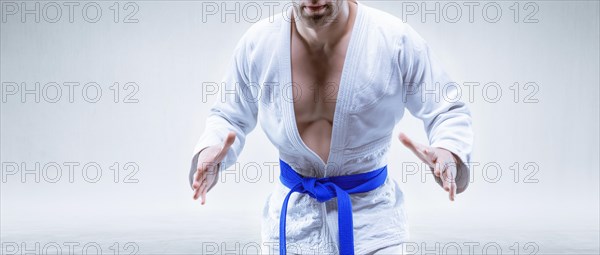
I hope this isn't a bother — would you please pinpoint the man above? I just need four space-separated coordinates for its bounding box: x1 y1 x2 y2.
189 0 473 254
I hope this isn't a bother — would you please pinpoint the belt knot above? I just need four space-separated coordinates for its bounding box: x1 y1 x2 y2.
299 177 336 202
278 159 388 255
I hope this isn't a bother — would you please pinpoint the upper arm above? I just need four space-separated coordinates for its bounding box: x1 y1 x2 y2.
398 24 474 192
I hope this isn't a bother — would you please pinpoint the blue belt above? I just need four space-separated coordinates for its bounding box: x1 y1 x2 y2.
278 159 388 255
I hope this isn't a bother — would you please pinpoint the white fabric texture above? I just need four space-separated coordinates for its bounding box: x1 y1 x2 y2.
189 1 473 254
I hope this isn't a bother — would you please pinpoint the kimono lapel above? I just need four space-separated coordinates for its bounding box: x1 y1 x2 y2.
278 2 365 177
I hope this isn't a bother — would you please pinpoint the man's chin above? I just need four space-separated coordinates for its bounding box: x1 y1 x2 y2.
299 8 334 25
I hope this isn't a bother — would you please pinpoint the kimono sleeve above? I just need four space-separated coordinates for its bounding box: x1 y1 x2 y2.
399 24 474 194
188 36 259 190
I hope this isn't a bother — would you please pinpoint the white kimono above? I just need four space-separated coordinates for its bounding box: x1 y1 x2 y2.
189 1 473 254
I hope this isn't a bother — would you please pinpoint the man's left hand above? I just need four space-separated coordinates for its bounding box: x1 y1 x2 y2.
398 132 459 201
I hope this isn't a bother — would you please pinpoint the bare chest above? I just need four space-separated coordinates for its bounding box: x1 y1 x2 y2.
290 42 349 129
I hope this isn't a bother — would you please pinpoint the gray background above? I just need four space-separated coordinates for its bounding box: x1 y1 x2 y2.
1 0 598 254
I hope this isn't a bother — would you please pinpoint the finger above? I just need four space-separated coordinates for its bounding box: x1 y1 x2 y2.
449 179 457 201
194 164 206 184
192 170 203 189
193 183 201 200
433 159 444 178
194 177 207 201
194 168 208 190
399 132 420 152
448 170 456 201
433 157 449 191
441 165 451 192
426 148 441 177
399 133 433 165
193 172 206 200
200 180 208 205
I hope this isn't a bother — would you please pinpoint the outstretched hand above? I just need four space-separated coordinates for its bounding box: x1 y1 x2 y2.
192 131 236 205
398 132 459 201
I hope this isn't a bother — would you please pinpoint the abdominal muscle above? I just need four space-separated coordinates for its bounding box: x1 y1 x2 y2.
296 117 334 164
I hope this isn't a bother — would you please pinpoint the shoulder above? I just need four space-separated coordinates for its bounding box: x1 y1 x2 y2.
234 13 284 54
361 4 428 51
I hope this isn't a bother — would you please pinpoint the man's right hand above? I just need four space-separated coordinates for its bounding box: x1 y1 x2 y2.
192 131 236 205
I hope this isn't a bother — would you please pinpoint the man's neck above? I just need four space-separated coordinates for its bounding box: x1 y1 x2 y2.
292 0 357 53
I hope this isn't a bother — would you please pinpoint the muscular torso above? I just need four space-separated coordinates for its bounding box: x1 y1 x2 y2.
290 2 357 164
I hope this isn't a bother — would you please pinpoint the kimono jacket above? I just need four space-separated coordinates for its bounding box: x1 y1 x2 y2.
189 1 473 254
